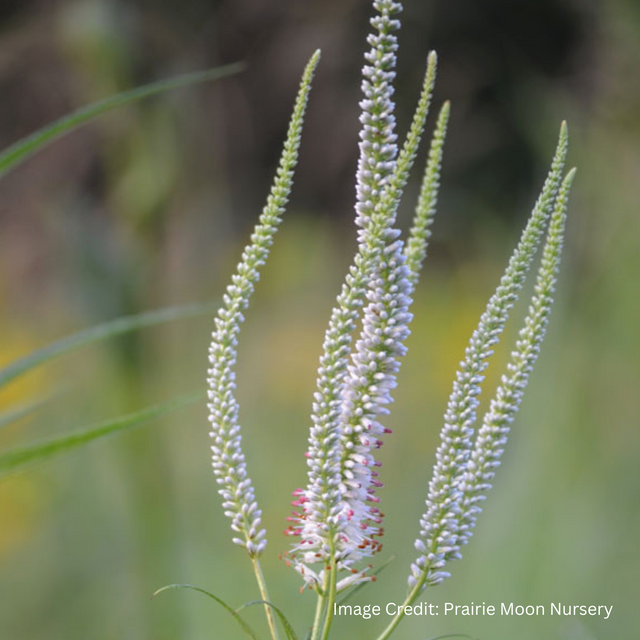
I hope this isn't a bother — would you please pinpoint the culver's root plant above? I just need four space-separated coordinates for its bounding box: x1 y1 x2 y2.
157 1 576 639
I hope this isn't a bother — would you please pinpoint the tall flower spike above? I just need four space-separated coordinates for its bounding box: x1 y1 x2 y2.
290 45 440 591
207 50 320 557
405 100 450 286
454 168 576 549
409 123 569 590
288 0 404 585
333 54 440 575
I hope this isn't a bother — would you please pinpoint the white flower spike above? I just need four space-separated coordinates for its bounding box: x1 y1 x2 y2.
454 168 577 550
287 2 445 592
286 0 405 583
409 129 574 592
207 50 320 557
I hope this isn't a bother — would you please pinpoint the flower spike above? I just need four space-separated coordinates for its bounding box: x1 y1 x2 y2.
332 52 441 567
288 0 404 586
191 1 578 637
207 50 320 557
410 124 569 590
454 168 577 549
289 21 443 590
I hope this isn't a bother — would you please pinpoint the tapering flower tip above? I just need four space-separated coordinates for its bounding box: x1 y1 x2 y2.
556 120 568 167
401 50 438 167
564 166 577 187
453 167 576 551
560 119 568 140
355 0 403 230
405 98 450 285
207 51 319 558
377 48 438 217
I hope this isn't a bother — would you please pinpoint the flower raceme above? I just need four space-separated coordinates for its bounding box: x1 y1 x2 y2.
452 169 577 554
207 50 320 558
285 5 449 595
203 0 576 638
285 1 407 586
409 125 571 592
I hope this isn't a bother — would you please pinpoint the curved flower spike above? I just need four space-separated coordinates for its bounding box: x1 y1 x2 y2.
207 50 320 557
453 168 577 550
410 124 569 590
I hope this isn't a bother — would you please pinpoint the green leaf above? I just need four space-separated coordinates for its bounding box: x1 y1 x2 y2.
0 301 218 392
0 391 203 478
237 601 299 640
0 62 244 180
153 584 260 640
336 555 396 606
0 394 56 431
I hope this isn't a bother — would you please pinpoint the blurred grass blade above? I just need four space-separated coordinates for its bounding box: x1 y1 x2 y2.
0 301 218 392
0 392 61 431
238 601 299 640
0 391 203 478
336 555 396 606
153 584 259 640
0 62 244 180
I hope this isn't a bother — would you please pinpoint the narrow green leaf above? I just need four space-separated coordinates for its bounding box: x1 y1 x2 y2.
0 394 57 431
0 62 244 180
0 391 203 478
336 555 396 606
237 601 299 640
153 584 259 640
0 301 218 392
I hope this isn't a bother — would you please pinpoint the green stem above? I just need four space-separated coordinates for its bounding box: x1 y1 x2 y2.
251 558 281 640
374 571 428 640
309 589 326 640
319 561 338 640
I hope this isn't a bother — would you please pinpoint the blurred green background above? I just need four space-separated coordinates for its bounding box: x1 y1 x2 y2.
0 0 638 639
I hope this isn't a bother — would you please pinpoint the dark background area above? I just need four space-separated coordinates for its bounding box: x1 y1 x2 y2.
0 0 598 318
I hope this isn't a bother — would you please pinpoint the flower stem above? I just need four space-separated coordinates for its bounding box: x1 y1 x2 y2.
319 561 338 640
310 589 326 640
374 571 428 640
251 557 280 640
